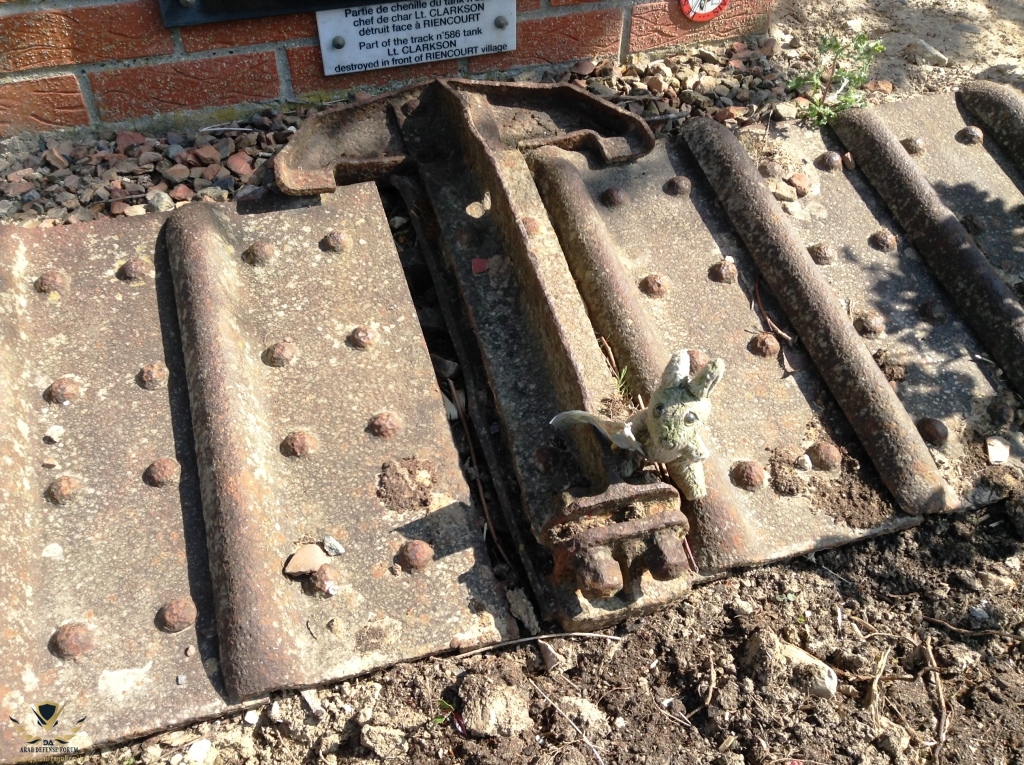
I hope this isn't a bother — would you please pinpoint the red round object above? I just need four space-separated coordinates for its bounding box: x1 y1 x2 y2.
680 0 729 22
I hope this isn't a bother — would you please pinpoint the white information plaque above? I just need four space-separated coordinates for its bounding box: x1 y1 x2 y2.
316 0 517 76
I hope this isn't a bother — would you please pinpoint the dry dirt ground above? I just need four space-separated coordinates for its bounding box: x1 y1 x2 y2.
35 1 1024 764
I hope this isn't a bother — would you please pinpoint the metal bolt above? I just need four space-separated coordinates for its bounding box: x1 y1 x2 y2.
137 361 169 390
242 241 276 266
639 273 669 297
816 151 843 172
664 176 691 196
708 260 738 284
50 622 92 659
730 460 765 491
918 299 948 324
263 341 298 367
576 546 623 599
281 431 319 457
868 228 897 253
855 310 886 337
145 457 181 487
320 230 353 253
347 325 377 350
368 412 402 438
956 126 984 145
687 349 710 372
47 377 82 404
647 528 688 581
599 187 628 208
35 268 69 295
807 243 836 265
494 15 508 29
312 564 342 596
901 137 925 155
332 36 346 50
117 257 148 282
46 476 82 505
397 540 434 571
748 332 780 358
157 597 198 633
807 442 842 470
916 417 948 447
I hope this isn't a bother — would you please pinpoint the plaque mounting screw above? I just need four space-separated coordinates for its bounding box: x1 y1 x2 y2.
332 36 346 49
494 15 508 29
178 0 196 7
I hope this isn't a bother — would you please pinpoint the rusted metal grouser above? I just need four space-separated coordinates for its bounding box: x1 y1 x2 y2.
960 80 1024 176
682 117 958 516
832 107 1024 399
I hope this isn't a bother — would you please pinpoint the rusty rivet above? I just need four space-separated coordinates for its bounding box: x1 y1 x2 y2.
47 377 81 405
918 299 948 324
281 431 319 457
137 361 169 390
664 176 691 196
145 457 181 487
522 216 541 236
987 400 1016 428
687 349 710 372
816 151 843 172
368 412 402 438
397 540 433 571
576 547 623 599
347 325 378 350
855 311 885 337
600 187 628 208
708 260 738 284
900 137 925 155
730 460 764 491
262 341 297 367
533 446 555 474
807 243 836 265
157 597 198 633
956 126 984 145
242 241 276 266
117 257 148 282
807 442 842 470
46 476 82 505
868 229 898 253
50 622 92 659
312 564 342 596
639 273 669 297
749 332 780 357
916 417 948 446
35 268 69 295
320 230 353 253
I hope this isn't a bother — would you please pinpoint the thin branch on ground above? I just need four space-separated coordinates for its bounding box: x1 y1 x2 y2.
923 615 1024 642
448 379 514 571
528 678 607 765
864 646 891 726
455 632 621 659
921 635 947 764
646 684 694 728
199 122 256 133
755 279 795 344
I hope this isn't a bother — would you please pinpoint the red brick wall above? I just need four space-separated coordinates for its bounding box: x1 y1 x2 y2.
0 0 771 136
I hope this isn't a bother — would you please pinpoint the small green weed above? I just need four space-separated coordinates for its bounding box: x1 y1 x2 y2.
430 698 455 727
788 33 886 126
615 365 630 401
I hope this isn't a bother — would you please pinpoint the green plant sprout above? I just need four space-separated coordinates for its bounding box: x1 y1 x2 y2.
788 33 886 126
431 698 455 727
615 365 630 402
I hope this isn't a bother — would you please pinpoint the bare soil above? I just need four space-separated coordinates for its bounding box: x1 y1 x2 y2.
56 1 1024 764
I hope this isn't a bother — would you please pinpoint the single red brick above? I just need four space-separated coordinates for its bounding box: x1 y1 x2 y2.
550 0 600 8
181 13 318 52
89 53 281 122
518 0 542 11
468 9 623 74
0 0 173 73
0 76 89 137
286 46 457 97
630 0 770 52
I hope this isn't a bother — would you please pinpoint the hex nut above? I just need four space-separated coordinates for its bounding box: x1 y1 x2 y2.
157 597 198 633
242 241 276 266
807 442 842 470
137 361 169 390
855 311 886 337
263 341 297 367
639 273 669 297
50 622 93 659
956 126 984 145
869 229 898 253
281 431 319 457
145 458 181 487
47 377 81 404
708 261 738 284
117 257 148 282
918 300 948 324
397 540 434 571
749 332 781 357
730 460 765 491
35 269 69 295
46 476 82 505
600 187 628 208
916 417 948 447
368 412 402 438
816 151 843 172
900 137 925 155
347 325 378 350
312 564 342 596
664 176 692 196
807 243 836 265
320 230 353 253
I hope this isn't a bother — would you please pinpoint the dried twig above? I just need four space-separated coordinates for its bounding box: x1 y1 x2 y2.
448 379 514 571
921 636 947 763
528 678 606 765
923 615 1024 642
646 684 694 728
754 279 795 344
199 121 256 133
597 336 619 376
864 647 891 725
455 632 621 660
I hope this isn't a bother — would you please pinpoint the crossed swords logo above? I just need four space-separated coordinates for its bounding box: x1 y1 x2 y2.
9 701 86 745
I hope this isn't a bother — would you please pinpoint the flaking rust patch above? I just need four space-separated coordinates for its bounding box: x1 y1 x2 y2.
376 457 436 513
